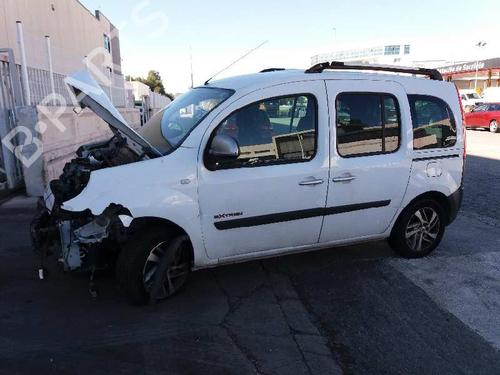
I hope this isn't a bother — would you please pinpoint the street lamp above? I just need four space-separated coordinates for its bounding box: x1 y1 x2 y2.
474 41 487 90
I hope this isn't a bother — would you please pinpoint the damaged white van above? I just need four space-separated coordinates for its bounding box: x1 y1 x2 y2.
32 63 465 305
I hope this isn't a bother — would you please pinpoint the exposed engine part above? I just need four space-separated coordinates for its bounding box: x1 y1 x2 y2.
59 221 82 271
31 134 141 276
50 134 143 206
32 200 132 274
74 217 110 244
73 204 131 245
89 267 99 298
31 205 59 256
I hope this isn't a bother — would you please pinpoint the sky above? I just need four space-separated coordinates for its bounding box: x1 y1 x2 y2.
80 0 499 93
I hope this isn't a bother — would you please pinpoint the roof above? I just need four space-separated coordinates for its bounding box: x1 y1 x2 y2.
207 68 450 94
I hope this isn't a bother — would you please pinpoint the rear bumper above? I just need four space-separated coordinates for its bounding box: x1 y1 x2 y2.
446 187 463 225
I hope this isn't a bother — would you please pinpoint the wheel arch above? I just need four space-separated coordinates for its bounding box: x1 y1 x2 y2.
128 217 195 266
391 190 452 236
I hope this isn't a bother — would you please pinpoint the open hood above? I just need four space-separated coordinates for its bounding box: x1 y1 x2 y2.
65 71 162 157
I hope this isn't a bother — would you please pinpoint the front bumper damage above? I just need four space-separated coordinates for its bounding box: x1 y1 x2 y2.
31 195 130 277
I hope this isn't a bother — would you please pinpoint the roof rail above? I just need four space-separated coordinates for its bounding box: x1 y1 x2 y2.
260 68 285 73
305 61 443 81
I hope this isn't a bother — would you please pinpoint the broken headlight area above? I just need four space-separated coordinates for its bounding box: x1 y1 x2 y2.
50 134 141 205
30 132 148 283
31 203 130 274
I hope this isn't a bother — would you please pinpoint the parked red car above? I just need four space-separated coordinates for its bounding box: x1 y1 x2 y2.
464 103 500 133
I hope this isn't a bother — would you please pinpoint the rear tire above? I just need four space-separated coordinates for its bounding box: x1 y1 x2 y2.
489 120 499 133
389 199 446 258
116 226 192 305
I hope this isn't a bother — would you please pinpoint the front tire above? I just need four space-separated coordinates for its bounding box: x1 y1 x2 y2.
116 227 192 305
389 199 446 258
489 120 499 133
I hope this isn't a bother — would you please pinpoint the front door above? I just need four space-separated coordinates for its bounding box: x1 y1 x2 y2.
198 81 329 259
319 79 412 243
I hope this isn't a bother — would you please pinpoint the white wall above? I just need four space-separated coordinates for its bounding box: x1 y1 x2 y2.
38 106 140 184
0 0 119 75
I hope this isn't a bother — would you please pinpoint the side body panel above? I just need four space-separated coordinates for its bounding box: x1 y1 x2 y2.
387 80 465 232
61 147 211 267
476 109 500 127
465 109 489 128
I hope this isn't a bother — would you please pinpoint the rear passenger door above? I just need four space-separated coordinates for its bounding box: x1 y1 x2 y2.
320 80 412 243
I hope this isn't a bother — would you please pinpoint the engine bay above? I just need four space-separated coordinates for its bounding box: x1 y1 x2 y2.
31 135 142 277
50 134 142 205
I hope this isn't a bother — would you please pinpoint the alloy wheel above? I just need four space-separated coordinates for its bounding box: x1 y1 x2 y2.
405 207 441 252
142 239 190 299
490 120 498 133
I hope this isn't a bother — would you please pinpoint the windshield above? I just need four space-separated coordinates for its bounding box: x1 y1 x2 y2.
138 87 234 154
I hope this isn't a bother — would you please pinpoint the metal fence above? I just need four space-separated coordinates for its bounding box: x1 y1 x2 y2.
0 55 24 190
110 73 135 108
26 66 73 105
149 91 172 110
26 64 134 108
9 27 170 109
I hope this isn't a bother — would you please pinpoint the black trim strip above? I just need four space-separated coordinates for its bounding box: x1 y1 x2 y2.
214 200 391 230
412 154 460 162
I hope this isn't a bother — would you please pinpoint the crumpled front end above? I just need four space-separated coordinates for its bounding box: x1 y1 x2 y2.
31 195 129 273
30 136 139 274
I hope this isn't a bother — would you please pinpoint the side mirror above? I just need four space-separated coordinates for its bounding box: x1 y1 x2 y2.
209 135 239 159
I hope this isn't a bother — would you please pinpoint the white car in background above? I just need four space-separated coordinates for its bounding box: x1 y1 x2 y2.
483 87 500 104
459 89 483 111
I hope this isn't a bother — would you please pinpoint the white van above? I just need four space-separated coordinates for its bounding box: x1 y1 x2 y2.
459 89 483 111
32 63 465 305
483 87 500 103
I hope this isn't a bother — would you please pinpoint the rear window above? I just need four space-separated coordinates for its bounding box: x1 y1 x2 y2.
336 92 401 157
408 95 457 150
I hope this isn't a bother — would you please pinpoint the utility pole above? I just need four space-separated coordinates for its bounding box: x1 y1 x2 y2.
16 21 31 105
475 41 487 90
190 46 194 88
45 36 56 105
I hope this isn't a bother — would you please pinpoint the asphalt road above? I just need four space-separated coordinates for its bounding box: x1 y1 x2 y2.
0 130 499 374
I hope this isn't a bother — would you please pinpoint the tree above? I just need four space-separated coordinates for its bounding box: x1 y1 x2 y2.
143 70 166 95
126 70 174 100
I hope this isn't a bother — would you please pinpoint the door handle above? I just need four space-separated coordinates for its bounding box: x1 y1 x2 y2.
332 174 356 183
299 178 324 186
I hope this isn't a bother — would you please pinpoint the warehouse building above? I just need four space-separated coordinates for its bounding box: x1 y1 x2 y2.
437 58 500 91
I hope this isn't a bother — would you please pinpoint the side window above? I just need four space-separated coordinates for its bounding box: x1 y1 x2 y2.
212 94 317 168
103 34 111 53
409 95 457 150
336 93 401 157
